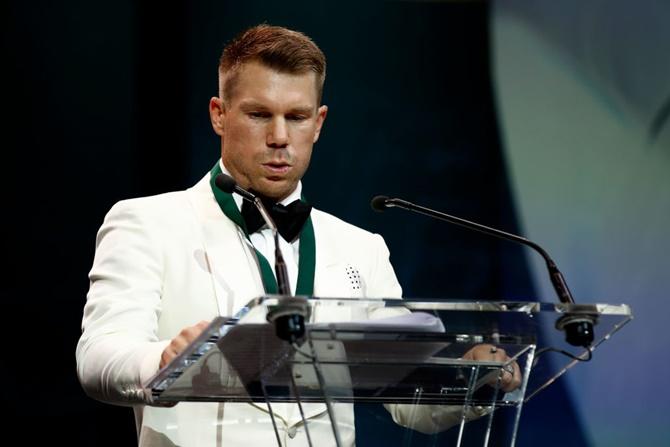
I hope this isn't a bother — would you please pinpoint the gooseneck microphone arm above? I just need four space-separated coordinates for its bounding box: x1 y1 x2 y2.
371 195 598 347
250 196 291 296
371 195 574 304
215 174 291 295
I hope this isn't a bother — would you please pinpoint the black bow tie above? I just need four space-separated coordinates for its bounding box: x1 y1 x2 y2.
241 196 312 242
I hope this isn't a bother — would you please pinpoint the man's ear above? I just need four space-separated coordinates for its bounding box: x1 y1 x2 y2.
209 97 225 136
313 105 328 143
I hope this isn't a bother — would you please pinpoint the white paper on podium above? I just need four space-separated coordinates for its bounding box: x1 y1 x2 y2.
308 311 446 333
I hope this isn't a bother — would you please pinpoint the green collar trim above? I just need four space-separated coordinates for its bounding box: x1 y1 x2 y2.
209 162 315 296
296 217 315 296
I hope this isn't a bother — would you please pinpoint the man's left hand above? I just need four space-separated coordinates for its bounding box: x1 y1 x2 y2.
462 344 522 392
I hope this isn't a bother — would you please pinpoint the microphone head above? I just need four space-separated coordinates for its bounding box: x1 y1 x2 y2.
215 173 237 194
370 195 390 212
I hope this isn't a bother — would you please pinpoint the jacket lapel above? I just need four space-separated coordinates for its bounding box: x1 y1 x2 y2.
187 175 265 317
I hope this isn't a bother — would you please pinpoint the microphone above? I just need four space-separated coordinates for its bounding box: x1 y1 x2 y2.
215 173 305 342
215 174 255 202
371 195 595 347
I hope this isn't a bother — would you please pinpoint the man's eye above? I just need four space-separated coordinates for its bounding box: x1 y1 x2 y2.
249 112 270 119
287 115 308 121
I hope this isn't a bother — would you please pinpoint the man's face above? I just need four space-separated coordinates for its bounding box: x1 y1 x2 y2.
209 61 328 201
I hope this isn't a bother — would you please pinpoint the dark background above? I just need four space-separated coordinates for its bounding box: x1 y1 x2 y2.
4 1 587 445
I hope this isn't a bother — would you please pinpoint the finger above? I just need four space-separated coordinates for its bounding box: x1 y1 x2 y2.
161 335 194 368
179 324 207 343
197 320 210 329
170 336 191 353
516 363 522 381
500 362 522 392
463 344 497 361
160 345 179 369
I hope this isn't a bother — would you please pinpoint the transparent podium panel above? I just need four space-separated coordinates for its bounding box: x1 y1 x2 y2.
145 297 632 446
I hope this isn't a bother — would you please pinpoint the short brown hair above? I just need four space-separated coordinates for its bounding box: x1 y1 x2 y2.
218 24 326 104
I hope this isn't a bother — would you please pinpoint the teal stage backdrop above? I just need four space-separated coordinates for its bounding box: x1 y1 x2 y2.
493 2 670 445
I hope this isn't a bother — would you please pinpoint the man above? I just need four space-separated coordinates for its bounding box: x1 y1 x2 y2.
76 24 519 447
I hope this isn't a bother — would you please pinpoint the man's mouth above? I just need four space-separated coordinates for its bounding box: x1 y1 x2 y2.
262 162 291 175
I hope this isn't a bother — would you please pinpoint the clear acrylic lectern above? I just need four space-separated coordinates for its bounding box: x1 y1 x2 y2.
144 297 631 446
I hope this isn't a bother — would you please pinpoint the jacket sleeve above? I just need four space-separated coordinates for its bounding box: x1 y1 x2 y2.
384 403 492 434
76 200 169 406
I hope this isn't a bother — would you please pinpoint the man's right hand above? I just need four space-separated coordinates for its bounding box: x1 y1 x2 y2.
160 320 210 369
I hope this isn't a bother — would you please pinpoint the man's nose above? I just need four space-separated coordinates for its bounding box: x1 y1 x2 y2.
267 117 289 148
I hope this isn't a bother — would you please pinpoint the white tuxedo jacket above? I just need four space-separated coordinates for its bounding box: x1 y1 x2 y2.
76 172 425 446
